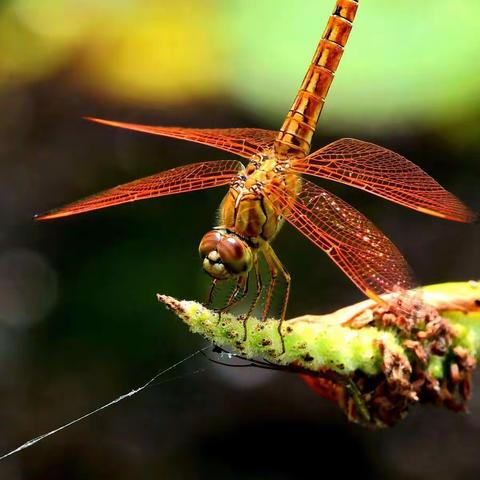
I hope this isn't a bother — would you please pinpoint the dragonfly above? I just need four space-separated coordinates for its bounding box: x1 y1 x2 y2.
36 0 473 346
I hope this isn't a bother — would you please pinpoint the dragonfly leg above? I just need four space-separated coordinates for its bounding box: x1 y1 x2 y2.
239 257 263 341
262 266 277 321
217 275 249 313
263 244 291 355
205 279 218 308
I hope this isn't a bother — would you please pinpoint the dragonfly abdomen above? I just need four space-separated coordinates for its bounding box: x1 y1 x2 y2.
274 0 359 159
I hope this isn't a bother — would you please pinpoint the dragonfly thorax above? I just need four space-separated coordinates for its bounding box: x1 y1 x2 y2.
218 157 293 245
199 229 253 280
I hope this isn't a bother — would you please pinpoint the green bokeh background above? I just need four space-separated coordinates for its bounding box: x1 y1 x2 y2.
0 1 479 478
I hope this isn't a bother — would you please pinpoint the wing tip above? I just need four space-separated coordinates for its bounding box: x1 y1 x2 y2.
83 116 114 126
416 205 476 223
34 213 50 222
34 210 66 221
82 116 153 133
466 213 477 224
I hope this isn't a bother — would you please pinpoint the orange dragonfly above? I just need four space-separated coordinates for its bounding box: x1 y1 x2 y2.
36 0 473 340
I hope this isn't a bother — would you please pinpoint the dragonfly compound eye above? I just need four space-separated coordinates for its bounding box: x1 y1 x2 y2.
217 235 253 275
198 230 222 258
199 230 231 280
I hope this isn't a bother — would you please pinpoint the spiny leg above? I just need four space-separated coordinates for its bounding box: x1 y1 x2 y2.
217 274 249 313
263 244 291 355
240 257 263 341
205 279 218 308
207 276 248 324
262 260 278 321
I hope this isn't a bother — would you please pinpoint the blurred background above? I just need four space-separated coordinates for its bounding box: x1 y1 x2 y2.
0 0 479 478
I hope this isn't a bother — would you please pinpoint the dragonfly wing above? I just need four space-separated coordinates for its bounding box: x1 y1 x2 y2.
266 178 415 300
85 117 277 159
35 160 243 220
290 138 474 223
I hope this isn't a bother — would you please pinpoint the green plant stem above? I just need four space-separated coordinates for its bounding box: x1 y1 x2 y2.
158 281 480 378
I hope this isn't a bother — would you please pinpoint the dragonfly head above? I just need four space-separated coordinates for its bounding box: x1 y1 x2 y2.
199 230 253 280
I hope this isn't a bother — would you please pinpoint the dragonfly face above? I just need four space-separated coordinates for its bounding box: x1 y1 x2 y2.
199 229 253 280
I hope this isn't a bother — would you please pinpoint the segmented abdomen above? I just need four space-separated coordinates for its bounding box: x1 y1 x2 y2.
274 0 359 159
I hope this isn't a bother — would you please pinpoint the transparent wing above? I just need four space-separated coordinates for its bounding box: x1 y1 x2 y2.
35 160 243 220
265 177 415 300
290 138 474 223
85 117 277 159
